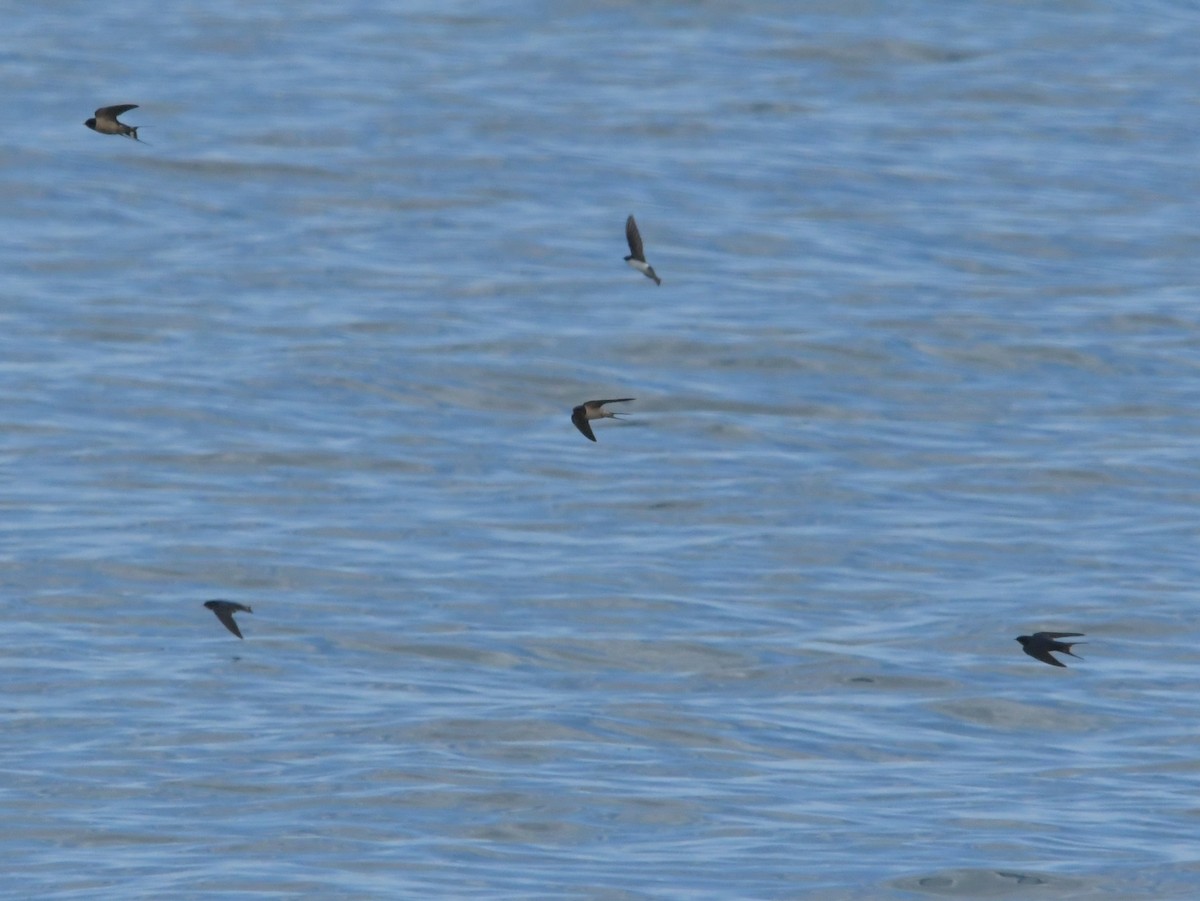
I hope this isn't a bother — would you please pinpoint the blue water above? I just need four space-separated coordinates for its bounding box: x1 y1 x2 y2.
3 1 1200 897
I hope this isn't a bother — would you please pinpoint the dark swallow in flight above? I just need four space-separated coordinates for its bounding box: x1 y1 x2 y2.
1015 631 1084 667
624 215 661 285
571 398 635 442
204 600 253 639
84 104 143 141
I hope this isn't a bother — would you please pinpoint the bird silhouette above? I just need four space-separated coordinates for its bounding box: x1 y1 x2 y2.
623 215 661 285
571 398 634 442
84 104 143 141
204 600 253 639
1015 631 1084 667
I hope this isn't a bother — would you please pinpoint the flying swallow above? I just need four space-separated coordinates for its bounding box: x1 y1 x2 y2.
624 215 661 285
204 600 253 639
571 398 635 442
1015 631 1084 667
84 104 143 141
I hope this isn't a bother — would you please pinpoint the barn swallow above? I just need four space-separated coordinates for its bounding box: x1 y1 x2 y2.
204 600 253 639
84 104 143 141
571 398 634 442
1015 632 1084 667
624 215 661 285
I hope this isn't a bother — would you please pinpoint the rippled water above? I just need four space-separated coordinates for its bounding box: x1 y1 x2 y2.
4 1 1200 898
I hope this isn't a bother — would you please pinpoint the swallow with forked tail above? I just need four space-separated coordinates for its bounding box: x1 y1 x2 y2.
624 215 661 285
1015 631 1084 667
571 398 634 442
204 600 253 639
84 104 143 141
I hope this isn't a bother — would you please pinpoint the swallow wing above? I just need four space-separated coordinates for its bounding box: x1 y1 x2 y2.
1035 632 1084 639
97 104 138 119
213 607 244 639
1023 646 1066 667
590 398 635 407
571 406 597 441
625 215 645 261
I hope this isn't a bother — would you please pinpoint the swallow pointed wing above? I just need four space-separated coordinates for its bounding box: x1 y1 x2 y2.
1036 632 1084 639
625 215 645 261
214 607 243 638
571 406 597 441
1023 646 1066 667
96 104 138 119
590 398 635 408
